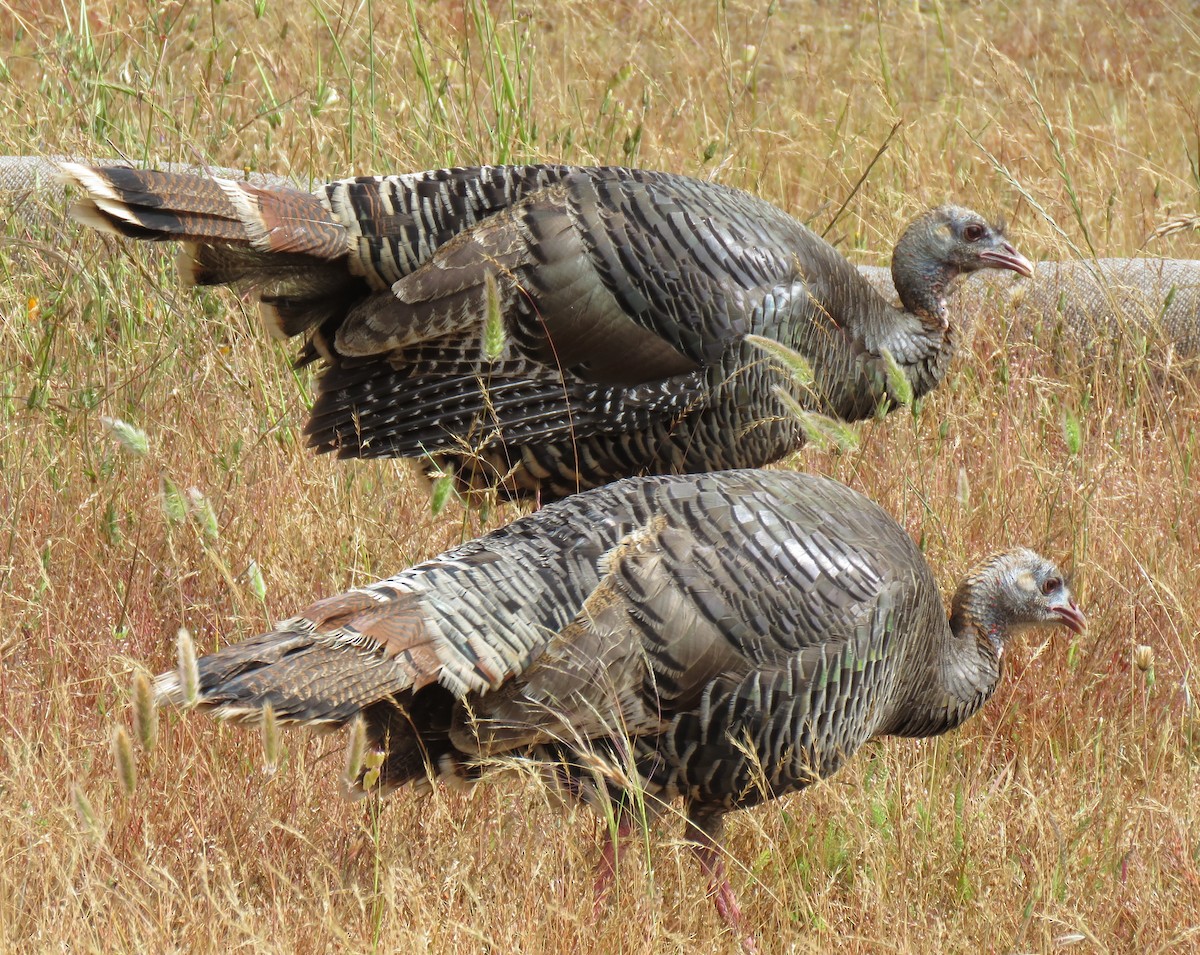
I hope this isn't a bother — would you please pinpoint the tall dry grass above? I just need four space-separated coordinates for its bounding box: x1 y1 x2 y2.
1 0 1198 951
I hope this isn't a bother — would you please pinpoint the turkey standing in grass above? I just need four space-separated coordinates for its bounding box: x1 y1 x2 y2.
64 163 1033 501
149 469 1084 947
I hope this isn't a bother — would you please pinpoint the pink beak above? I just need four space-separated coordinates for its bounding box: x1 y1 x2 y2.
979 241 1035 278
1052 600 1087 634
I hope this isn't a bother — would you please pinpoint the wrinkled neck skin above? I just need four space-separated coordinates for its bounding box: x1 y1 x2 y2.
891 242 961 327
886 585 1003 740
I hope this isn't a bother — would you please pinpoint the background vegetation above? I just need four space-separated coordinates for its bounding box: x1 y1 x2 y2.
1 0 1198 951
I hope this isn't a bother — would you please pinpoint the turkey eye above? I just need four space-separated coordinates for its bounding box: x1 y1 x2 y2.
1041 577 1061 595
963 223 986 242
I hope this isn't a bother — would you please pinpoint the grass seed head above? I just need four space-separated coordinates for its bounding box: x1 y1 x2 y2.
746 333 815 389
112 724 137 797
344 716 368 785
160 476 187 524
176 628 200 708
100 415 149 457
186 486 220 543
879 346 914 407
482 271 506 361
245 559 268 602
430 469 456 517
132 670 158 752
71 784 103 842
261 702 281 774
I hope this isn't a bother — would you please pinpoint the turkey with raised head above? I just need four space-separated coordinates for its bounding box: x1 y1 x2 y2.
149 468 1084 947
63 163 1033 501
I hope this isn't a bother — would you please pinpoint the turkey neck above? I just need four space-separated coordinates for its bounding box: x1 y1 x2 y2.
891 236 961 329
882 239 964 395
808 268 958 420
885 580 1003 740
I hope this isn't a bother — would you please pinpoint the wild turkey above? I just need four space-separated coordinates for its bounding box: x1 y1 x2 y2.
62 162 1032 501
150 468 1085 945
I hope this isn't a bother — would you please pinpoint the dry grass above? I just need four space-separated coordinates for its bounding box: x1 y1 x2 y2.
1 0 1199 951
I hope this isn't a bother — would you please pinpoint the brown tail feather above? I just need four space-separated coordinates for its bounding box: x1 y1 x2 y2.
86 166 244 217
63 163 365 339
183 243 338 286
154 587 448 726
61 163 350 258
185 243 360 340
152 586 484 795
62 163 252 243
228 182 349 257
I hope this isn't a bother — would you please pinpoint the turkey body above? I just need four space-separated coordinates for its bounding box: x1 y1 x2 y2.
153 468 1084 943
65 163 1032 500
165 470 939 807
156 467 1083 853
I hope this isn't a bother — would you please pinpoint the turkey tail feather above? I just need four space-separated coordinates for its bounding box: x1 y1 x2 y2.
153 588 444 727
62 163 361 339
62 163 255 243
60 163 348 255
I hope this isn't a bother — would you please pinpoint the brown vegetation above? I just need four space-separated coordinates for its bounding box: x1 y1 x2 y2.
1 1 1197 951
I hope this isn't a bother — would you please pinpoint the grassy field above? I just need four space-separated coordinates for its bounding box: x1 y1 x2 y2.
1 0 1198 951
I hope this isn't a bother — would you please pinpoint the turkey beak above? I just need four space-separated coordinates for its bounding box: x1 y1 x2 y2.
979 241 1035 278
1052 600 1087 635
